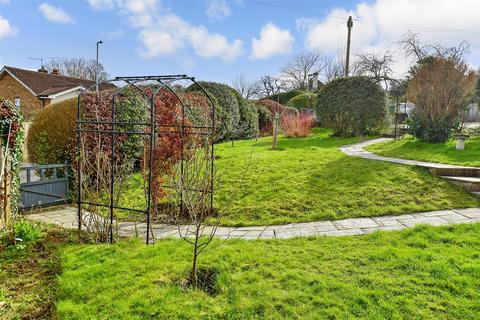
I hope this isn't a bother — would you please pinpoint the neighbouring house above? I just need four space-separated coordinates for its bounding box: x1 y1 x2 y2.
0 65 114 161
0 65 112 119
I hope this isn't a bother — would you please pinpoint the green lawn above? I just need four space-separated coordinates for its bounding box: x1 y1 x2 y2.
117 129 478 226
57 223 480 319
367 136 480 167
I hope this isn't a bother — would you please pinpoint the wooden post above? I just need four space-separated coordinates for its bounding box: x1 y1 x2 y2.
0 138 11 229
4 158 11 228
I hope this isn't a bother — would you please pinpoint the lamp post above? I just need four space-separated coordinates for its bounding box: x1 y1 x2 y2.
96 40 103 91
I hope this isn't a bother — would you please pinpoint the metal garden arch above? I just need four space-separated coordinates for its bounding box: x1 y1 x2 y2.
76 75 216 244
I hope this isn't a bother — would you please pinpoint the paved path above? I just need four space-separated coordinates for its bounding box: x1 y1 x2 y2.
340 138 480 170
27 206 480 240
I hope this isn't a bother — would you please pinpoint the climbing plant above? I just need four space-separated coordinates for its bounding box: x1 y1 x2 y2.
0 97 24 227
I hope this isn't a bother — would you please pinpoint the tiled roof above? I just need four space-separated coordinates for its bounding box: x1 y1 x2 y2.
1 66 113 96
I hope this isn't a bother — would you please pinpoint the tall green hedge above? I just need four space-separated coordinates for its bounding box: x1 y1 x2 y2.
27 98 76 164
316 77 386 136
267 89 305 105
230 89 258 139
287 92 317 109
187 81 240 141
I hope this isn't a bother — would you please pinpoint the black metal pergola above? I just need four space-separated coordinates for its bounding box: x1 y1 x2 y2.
76 75 215 244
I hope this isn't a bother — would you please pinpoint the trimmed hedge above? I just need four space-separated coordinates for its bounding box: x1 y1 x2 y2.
27 98 76 164
187 81 240 141
316 77 386 136
267 89 305 105
230 89 258 139
287 92 317 109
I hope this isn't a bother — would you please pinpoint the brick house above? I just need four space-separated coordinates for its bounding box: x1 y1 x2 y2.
0 66 107 119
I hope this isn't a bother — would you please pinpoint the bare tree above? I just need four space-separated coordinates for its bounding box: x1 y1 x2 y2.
281 51 325 90
45 57 109 81
231 75 260 99
355 51 394 88
256 75 283 97
399 31 469 64
322 56 345 82
168 127 254 288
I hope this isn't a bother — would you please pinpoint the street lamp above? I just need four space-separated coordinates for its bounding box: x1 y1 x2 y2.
96 40 103 91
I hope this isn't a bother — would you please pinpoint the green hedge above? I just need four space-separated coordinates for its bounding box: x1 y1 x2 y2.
187 81 240 141
316 77 386 136
267 89 305 105
27 98 76 164
287 92 317 109
230 89 258 139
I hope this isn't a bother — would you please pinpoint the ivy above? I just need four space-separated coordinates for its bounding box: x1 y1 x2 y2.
0 97 24 219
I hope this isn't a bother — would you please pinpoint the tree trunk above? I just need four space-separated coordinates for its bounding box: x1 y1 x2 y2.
191 226 200 287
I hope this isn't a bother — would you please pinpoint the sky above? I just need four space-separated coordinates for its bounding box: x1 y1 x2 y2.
0 0 479 84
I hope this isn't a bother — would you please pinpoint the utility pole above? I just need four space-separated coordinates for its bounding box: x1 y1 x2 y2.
345 16 353 77
96 40 103 91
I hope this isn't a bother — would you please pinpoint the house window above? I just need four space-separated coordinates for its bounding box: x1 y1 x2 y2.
14 97 21 109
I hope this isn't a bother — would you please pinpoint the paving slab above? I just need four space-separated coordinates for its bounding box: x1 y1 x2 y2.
25 205 480 240
398 216 450 227
333 218 379 229
452 208 480 219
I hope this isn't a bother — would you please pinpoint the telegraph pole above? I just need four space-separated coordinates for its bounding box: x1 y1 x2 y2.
345 16 353 77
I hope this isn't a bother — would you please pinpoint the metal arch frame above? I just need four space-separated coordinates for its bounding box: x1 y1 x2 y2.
76 75 216 244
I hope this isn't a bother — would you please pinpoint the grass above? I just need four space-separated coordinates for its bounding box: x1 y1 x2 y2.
0 225 69 320
367 135 480 167
116 128 478 226
57 223 480 319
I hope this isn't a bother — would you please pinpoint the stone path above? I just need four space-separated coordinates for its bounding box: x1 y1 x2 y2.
27 206 480 240
340 138 480 170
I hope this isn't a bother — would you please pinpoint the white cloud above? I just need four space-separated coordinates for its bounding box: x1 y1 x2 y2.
206 0 231 20
139 14 243 61
38 3 75 24
0 0 10 4
299 0 480 76
250 23 293 60
138 29 184 58
0 15 15 39
87 0 243 61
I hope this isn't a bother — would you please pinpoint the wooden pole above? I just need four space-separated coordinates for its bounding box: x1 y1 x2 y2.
4 158 11 228
345 16 353 77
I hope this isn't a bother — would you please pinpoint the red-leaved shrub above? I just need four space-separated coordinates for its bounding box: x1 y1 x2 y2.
144 89 211 215
281 112 316 137
255 99 297 136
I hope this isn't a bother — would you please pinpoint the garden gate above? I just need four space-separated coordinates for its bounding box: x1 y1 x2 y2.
19 163 70 210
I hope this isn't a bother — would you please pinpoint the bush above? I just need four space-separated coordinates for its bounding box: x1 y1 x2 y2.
406 57 476 143
187 82 240 141
255 99 298 136
408 115 453 143
230 89 258 139
27 98 76 164
316 77 386 136
281 112 316 137
267 89 305 105
286 92 317 109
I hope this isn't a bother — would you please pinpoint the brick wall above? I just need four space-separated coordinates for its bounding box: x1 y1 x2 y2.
0 72 43 120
